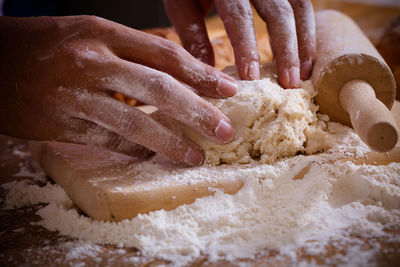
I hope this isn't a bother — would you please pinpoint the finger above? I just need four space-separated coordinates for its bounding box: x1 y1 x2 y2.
214 0 260 80
116 60 235 146
289 0 316 80
253 0 300 88
101 18 238 98
74 94 205 167
100 59 235 144
58 117 154 158
58 42 236 144
163 0 215 66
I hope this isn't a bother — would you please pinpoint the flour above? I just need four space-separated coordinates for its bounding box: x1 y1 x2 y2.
62 241 104 261
2 180 72 210
2 124 400 265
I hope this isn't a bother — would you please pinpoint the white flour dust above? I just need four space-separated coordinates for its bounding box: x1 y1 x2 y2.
2 121 400 266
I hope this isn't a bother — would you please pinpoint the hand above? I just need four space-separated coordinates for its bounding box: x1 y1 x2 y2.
164 0 316 88
0 16 238 166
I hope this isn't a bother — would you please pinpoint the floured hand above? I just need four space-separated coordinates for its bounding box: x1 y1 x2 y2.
164 0 316 88
0 16 238 166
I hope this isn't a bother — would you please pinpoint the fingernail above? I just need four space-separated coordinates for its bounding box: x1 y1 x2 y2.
300 59 313 80
247 61 260 80
215 119 235 143
184 147 204 166
218 78 238 97
288 66 300 88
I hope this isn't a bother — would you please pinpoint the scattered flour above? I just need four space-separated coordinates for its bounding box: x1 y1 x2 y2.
2 180 72 210
2 122 399 266
61 241 104 262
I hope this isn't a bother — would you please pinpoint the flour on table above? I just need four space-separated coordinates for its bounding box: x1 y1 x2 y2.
2 124 400 266
185 65 331 165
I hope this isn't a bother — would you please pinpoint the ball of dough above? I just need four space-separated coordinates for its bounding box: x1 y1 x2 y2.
185 64 332 165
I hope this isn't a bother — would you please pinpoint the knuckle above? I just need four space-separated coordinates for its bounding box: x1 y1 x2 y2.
58 41 111 70
181 63 219 90
258 1 294 23
148 74 175 106
192 101 220 129
216 0 252 19
202 65 220 84
59 42 89 69
56 42 82 65
276 4 294 17
266 0 293 17
239 4 253 20
70 15 113 37
293 0 311 10
230 3 252 20
161 40 185 62
78 15 99 24
119 113 141 138
79 15 107 29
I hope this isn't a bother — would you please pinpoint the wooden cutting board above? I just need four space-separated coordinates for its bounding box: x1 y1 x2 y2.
30 102 400 222
29 141 244 221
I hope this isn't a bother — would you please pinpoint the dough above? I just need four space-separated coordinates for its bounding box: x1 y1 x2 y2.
185 64 332 165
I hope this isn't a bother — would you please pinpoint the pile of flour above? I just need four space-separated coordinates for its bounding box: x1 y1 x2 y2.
2 121 400 266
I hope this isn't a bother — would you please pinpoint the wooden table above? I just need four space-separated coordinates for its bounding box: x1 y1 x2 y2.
0 134 399 266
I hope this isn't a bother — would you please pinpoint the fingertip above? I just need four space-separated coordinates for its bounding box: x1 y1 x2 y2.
278 72 290 89
217 77 238 97
182 147 204 167
279 66 300 89
238 60 260 81
247 61 260 80
289 66 301 88
215 119 235 143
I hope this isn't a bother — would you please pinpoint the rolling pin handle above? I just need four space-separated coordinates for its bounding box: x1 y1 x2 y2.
339 80 399 152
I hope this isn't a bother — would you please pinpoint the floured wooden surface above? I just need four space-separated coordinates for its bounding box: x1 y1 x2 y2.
12 103 398 267
29 141 244 221
27 99 400 224
1 116 400 265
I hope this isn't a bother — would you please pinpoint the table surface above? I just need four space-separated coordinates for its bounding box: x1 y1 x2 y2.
0 121 399 266
1 1 400 266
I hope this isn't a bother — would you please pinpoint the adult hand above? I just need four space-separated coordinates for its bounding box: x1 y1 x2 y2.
0 16 238 166
164 0 316 88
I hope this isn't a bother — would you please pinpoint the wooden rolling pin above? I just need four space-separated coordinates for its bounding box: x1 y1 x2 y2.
312 10 398 152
